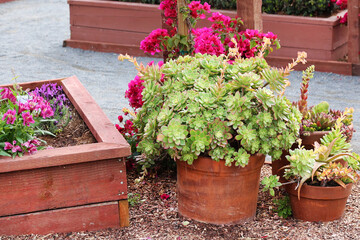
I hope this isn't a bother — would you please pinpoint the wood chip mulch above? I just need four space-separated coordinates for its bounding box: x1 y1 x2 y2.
2 164 359 240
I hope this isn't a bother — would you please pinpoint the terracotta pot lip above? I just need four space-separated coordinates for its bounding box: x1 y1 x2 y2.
286 182 353 200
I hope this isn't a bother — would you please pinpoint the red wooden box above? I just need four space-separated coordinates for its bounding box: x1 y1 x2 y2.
0 76 131 236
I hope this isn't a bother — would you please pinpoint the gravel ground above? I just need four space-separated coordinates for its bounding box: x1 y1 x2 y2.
1 0 360 239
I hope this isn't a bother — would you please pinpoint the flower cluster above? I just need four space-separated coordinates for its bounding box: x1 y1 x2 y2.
140 29 170 56
140 1 279 59
0 86 55 158
125 75 145 109
159 0 177 18
31 83 70 113
30 83 71 134
192 27 225 56
188 1 211 19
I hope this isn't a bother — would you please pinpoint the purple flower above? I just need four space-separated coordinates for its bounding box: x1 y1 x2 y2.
2 109 17 124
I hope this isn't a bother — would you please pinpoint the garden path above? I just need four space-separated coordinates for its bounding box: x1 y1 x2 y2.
0 0 360 153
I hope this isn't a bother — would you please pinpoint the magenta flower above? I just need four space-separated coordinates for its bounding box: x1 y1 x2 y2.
159 0 177 18
2 109 17 124
192 27 225 56
4 141 22 153
125 75 145 109
140 29 169 55
160 193 170 200
0 87 17 103
21 112 35 126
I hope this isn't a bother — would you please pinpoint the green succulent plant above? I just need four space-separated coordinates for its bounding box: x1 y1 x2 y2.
129 52 303 168
263 110 360 199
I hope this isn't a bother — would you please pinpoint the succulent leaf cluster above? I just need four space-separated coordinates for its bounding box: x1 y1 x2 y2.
134 53 302 167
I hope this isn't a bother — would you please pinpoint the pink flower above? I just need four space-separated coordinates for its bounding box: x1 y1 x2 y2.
188 1 211 19
192 27 225 56
159 0 177 18
125 75 145 109
2 109 17 124
165 18 174 26
160 193 170 200
158 61 164 68
0 88 16 103
18 102 30 114
140 29 169 55
21 111 35 126
4 141 22 153
118 115 124 123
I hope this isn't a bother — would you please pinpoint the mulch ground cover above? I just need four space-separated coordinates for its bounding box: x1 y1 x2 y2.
2 164 359 240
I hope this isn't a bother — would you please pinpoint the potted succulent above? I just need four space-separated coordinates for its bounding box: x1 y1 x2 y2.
264 109 360 222
118 43 306 224
272 65 354 181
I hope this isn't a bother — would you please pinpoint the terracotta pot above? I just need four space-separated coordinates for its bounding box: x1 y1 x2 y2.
177 154 265 224
300 131 331 150
0 76 131 235
286 182 353 222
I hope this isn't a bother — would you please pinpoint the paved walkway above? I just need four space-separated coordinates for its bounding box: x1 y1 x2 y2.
1 0 360 152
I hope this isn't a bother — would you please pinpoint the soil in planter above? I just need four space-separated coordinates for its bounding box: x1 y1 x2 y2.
39 105 97 148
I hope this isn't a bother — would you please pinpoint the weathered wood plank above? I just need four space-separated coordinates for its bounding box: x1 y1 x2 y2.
119 200 130 227
69 3 161 33
0 142 130 173
348 0 360 63
236 0 262 30
62 76 128 145
0 158 127 216
0 201 120 235
69 25 148 46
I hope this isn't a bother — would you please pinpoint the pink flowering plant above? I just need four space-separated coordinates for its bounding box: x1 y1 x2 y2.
0 84 57 158
140 0 280 60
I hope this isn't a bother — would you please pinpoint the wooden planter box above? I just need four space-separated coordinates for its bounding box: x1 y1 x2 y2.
262 11 348 61
64 0 162 56
64 1 352 74
0 76 131 236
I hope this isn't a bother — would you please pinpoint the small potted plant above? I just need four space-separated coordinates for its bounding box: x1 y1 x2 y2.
272 65 354 181
263 109 360 222
118 42 307 224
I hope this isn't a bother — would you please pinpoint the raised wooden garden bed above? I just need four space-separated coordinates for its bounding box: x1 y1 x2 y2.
64 0 162 56
63 0 355 75
0 76 131 235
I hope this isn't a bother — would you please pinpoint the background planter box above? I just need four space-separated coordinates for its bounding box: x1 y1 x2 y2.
0 76 131 235
262 11 348 61
64 0 162 56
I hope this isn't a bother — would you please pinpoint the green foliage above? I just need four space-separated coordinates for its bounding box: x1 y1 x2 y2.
134 53 301 168
261 175 282 196
128 193 141 207
262 0 336 17
273 196 292 218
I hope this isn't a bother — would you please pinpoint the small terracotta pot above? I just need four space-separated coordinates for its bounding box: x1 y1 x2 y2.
285 182 353 222
177 154 265 224
300 131 331 150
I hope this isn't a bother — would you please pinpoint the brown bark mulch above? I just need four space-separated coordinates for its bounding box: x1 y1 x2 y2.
1 164 359 240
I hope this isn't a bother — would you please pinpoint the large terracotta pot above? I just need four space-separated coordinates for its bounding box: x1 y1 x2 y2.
286 182 353 222
177 153 265 224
